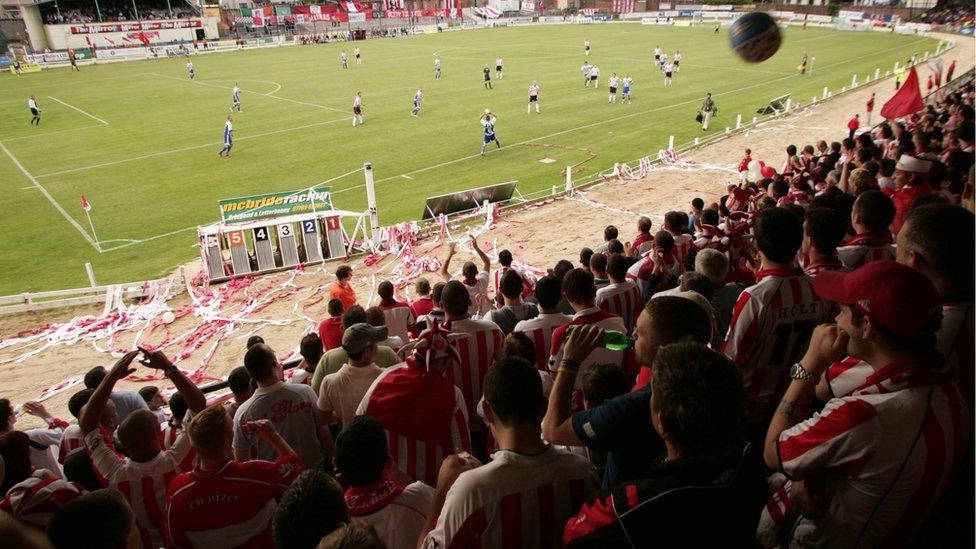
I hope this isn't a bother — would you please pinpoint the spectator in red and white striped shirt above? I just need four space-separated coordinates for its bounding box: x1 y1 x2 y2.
440 238 492 317
79 348 207 549
377 280 416 347
514 275 573 372
0 469 86 531
357 320 473 485
627 231 681 299
761 261 968 546
596 254 642 336
723 208 832 427
492 249 536 300
59 389 102 464
664 211 693 270
421 356 600 548
630 216 655 257
800 207 848 276
166 406 305 549
838 190 897 270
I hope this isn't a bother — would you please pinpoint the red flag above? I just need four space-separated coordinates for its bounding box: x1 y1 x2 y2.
81 195 92 212
881 66 924 120
138 32 151 46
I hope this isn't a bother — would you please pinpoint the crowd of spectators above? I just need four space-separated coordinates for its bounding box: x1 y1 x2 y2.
916 3 975 29
42 5 198 25
0 77 973 548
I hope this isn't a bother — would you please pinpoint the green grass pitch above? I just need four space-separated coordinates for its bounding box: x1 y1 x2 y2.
0 24 935 293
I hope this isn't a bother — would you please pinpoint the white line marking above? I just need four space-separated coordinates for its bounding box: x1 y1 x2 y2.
1 124 106 143
148 72 347 114
99 225 198 252
35 116 351 178
0 142 101 251
402 175 413 180
47 97 109 125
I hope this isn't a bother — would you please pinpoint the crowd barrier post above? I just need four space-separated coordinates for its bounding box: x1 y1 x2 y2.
85 263 97 288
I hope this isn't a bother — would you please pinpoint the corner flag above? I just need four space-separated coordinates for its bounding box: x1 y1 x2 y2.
81 195 92 211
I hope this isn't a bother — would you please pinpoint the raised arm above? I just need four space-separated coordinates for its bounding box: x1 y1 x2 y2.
79 351 139 435
247 419 298 459
439 241 457 281
470 236 490 274
138 348 207 413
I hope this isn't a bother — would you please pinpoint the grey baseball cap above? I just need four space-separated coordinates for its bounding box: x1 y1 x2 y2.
342 322 388 355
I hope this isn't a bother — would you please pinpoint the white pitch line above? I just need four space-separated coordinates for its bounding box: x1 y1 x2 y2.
0 124 106 143
0 142 101 251
35 116 351 178
47 96 109 126
99 225 198 252
147 72 347 114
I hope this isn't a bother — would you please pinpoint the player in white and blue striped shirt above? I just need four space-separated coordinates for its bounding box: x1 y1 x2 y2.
411 87 423 117
218 115 233 157
231 83 241 112
186 61 194 80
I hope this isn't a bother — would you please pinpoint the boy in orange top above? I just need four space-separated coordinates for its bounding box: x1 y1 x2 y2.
329 265 357 310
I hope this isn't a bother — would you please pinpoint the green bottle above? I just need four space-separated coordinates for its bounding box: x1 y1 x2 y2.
566 325 634 351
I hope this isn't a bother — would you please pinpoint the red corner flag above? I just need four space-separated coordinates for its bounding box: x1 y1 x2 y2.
81 195 91 212
881 66 925 120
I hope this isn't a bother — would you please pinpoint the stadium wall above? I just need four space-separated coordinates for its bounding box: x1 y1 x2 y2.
41 17 219 50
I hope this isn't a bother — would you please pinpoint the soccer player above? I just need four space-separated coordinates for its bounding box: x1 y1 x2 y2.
663 61 674 87
186 60 194 79
495 56 503 79
340 50 348 69
527 81 540 113
580 60 592 87
68 48 79 71
218 115 233 157
589 64 600 88
607 73 620 103
714 21 721 33
673 50 682 72
231 83 241 112
166 406 305 548
354 46 361 64
799 50 808 74
653 45 662 64
483 65 492 89
411 87 423 117
584 39 591 57
479 109 500 155
352 91 364 127
659 51 668 71
80 348 207 549
28 95 40 125
621 74 633 104
420 356 600 547
434 55 442 79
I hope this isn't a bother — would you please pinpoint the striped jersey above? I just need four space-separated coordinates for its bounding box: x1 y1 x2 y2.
774 354 969 546
548 308 628 405
722 268 831 421
837 232 896 270
84 427 193 548
444 316 504 430
232 86 240 102
0 472 85 530
165 453 304 549
380 300 416 347
58 424 85 464
358 359 472 485
223 120 232 144
513 312 573 371
595 281 643 336
423 447 600 549
491 266 536 299
668 232 694 270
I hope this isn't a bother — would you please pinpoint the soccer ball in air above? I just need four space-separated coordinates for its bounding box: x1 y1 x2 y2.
729 12 782 63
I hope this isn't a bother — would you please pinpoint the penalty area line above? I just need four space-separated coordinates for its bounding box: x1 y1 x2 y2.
47 97 110 126
0 142 102 252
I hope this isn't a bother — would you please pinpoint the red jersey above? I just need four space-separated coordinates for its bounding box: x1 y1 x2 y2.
318 317 344 351
737 154 752 173
847 117 859 131
888 184 931 234
165 453 304 549
410 296 435 320
630 233 654 256
595 281 643 335
722 268 832 422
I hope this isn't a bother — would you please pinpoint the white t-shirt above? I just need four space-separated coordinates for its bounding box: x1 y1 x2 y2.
353 481 434 549
317 364 384 427
233 382 324 470
462 271 491 316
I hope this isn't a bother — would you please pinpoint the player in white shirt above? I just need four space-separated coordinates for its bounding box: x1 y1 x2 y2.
354 46 361 64
527 81 540 114
653 45 662 63
659 51 668 70
495 57 504 79
664 62 674 87
28 95 41 125
231 83 241 112
588 65 600 88
340 50 348 69
580 61 593 87
621 75 634 104
411 87 423 117
218 115 233 157
186 61 194 79
352 91 364 127
434 55 442 79
607 73 620 103
673 50 682 72
584 39 591 57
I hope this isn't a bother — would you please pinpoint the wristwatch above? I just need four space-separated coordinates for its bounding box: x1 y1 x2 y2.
789 362 815 382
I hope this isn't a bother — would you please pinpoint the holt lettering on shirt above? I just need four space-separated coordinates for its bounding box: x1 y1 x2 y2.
423 446 600 549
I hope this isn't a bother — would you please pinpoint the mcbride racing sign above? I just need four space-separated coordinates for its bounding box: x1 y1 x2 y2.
219 187 334 223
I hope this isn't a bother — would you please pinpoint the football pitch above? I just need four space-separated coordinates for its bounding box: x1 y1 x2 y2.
0 24 936 294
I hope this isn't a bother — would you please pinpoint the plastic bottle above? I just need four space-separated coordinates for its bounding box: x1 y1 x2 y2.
566 325 634 351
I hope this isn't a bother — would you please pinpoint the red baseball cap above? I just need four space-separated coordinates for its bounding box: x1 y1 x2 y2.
814 261 941 338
